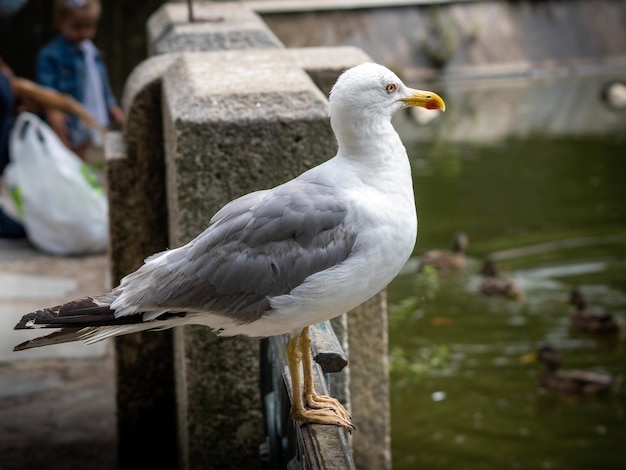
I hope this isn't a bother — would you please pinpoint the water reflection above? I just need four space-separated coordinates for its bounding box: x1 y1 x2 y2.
389 73 626 470
395 74 626 144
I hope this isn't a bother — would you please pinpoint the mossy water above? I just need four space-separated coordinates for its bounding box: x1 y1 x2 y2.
389 76 626 469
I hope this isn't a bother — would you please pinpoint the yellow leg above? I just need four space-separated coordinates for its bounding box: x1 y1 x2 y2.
287 332 305 418
288 327 355 430
300 327 353 423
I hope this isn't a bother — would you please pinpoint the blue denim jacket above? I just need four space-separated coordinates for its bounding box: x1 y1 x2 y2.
36 35 117 148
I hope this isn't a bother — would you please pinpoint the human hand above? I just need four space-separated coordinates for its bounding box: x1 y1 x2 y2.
109 105 123 125
46 109 70 147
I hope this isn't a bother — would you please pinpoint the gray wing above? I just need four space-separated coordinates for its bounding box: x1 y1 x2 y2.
117 181 357 323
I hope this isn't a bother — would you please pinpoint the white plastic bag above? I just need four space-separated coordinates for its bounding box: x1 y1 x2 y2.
4 112 109 255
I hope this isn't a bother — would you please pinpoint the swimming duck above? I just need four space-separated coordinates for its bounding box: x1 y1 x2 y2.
419 232 469 272
479 259 522 300
531 345 615 395
568 288 622 334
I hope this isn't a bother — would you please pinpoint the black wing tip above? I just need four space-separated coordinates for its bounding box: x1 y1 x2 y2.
13 328 86 351
14 308 56 330
13 340 29 351
14 312 39 330
12 339 41 351
13 297 114 330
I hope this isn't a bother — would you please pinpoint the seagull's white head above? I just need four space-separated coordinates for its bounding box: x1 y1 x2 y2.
328 63 445 138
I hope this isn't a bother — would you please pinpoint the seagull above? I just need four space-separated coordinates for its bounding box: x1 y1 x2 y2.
13 63 445 430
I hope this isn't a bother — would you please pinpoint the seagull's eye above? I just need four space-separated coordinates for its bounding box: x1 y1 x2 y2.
385 83 397 94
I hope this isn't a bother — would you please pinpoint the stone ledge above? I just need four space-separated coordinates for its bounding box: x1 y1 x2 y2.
148 1 283 54
161 50 333 243
287 46 372 94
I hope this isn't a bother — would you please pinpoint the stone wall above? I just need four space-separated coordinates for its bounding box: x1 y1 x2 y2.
259 0 626 80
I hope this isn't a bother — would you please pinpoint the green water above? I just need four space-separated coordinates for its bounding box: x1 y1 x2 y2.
389 77 626 470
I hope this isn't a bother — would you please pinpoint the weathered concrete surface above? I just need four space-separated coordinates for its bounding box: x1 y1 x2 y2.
1 244 109 362
148 1 283 55
161 49 335 469
347 292 391 470
0 240 115 470
162 51 331 239
110 53 177 284
108 53 181 470
287 46 372 95
0 355 116 470
261 0 626 79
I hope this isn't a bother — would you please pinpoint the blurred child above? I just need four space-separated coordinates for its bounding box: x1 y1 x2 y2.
36 0 123 160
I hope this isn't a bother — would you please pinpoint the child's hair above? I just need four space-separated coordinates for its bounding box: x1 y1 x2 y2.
53 0 101 25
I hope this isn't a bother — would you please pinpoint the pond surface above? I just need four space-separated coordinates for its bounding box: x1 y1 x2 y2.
389 74 626 470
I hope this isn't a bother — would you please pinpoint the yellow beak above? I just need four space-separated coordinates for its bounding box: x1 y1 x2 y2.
401 88 446 111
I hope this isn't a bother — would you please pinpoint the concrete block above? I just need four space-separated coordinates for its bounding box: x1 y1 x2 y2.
148 2 283 55
109 54 177 283
347 291 391 470
107 54 181 469
162 50 333 241
287 46 372 95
